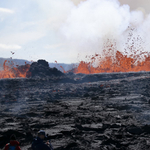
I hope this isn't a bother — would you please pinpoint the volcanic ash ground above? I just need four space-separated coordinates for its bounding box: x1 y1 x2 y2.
1 65 150 149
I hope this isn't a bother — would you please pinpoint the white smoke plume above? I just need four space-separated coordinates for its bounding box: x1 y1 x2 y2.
58 0 150 61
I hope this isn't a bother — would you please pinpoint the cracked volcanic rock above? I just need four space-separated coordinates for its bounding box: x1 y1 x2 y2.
1 70 150 149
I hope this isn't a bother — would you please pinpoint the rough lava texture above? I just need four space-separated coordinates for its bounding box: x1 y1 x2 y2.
1 66 150 149
27 60 64 78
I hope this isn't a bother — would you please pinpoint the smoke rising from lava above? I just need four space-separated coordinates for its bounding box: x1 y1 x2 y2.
60 0 150 61
1 0 150 77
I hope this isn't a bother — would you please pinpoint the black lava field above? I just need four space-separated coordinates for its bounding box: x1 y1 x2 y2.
1 60 150 150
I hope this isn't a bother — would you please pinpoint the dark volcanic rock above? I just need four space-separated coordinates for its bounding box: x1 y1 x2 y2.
127 126 143 135
27 59 64 78
1 72 150 149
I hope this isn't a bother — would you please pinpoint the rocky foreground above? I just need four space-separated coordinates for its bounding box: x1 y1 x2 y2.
1 72 150 150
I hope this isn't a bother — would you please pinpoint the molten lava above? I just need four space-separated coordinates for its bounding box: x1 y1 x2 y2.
74 50 150 74
0 60 30 79
1 44 150 79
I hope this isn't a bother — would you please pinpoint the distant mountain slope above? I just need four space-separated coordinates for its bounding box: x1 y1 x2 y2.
49 63 77 72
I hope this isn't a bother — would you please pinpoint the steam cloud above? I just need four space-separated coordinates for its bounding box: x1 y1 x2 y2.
58 0 150 61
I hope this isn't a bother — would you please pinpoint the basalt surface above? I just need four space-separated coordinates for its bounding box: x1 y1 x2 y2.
0 72 150 150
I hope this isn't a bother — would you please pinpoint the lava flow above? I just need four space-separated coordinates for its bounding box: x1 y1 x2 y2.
74 46 150 74
0 60 30 79
1 45 150 79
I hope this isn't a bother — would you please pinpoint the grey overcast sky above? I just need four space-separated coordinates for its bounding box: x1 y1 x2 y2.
0 0 150 63
73 0 150 13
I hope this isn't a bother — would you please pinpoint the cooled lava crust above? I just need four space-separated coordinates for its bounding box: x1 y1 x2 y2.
1 61 150 149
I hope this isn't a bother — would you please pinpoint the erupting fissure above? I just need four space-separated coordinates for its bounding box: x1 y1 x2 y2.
74 50 150 74
73 24 150 74
74 38 150 74
1 46 150 79
0 60 30 79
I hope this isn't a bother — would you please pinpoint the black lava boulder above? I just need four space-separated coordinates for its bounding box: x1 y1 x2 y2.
27 59 64 78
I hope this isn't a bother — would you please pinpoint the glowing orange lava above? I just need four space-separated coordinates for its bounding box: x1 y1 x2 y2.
1 40 150 79
74 50 150 74
0 60 30 79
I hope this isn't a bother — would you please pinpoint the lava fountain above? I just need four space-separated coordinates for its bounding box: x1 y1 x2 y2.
74 37 150 74
74 50 150 74
0 60 30 79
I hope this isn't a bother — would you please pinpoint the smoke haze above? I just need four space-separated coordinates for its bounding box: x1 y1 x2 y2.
57 0 150 61
71 0 150 13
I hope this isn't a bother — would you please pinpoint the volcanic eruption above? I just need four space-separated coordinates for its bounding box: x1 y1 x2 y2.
0 59 65 79
0 60 30 79
1 0 150 78
59 0 150 75
2 1 150 150
74 38 150 74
